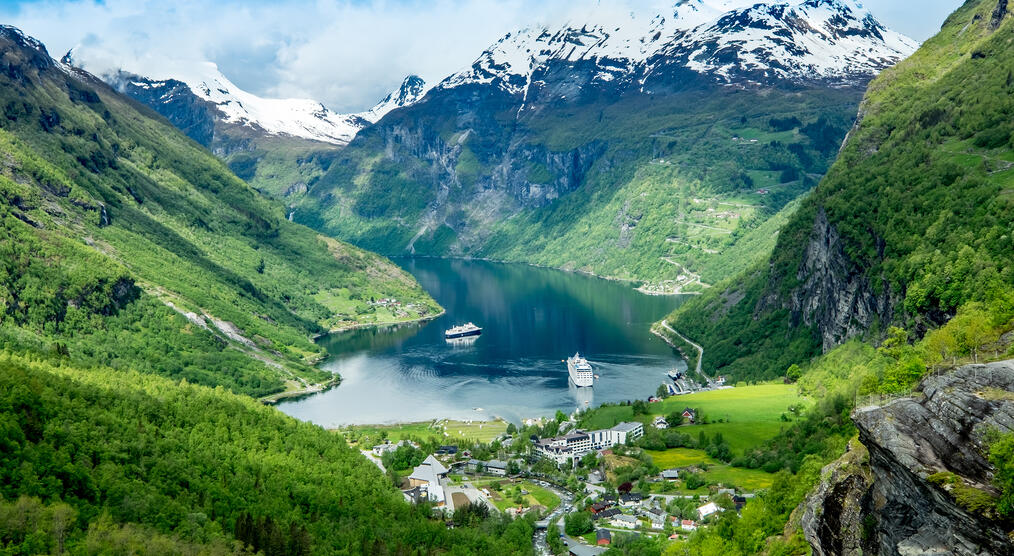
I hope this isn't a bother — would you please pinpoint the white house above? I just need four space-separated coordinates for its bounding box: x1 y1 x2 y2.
698 502 722 520
611 514 639 529
653 416 668 429
486 459 508 476
372 439 417 457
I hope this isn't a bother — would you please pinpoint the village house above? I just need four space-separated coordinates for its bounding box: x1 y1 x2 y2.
486 460 508 476
589 502 611 514
681 407 697 423
733 495 747 511
644 507 667 529
594 508 621 520
698 501 722 520
653 415 668 429
619 493 644 507
661 468 680 480
596 529 612 546
610 514 639 529
371 439 418 457
407 455 449 504
681 519 698 531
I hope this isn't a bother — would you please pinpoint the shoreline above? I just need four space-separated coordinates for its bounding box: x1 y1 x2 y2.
392 254 701 297
261 375 341 405
312 308 447 340
275 312 446 405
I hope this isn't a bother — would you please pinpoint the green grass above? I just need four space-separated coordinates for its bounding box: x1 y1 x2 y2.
645 448 776 493
523 481 561 510
645 448 714 468
581 405 635 430
703 465 775 492
352 419 508 444
652 384 808 452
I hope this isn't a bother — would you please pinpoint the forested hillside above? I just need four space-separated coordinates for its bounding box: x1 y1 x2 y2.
0 352 534 554
0 26 440 397
662 0 1014 381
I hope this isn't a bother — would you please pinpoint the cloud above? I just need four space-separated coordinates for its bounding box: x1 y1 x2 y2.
0 0 962 112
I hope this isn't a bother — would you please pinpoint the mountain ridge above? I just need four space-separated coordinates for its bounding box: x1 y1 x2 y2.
64 48 428 146
292 0 915 289
661 0 1014 381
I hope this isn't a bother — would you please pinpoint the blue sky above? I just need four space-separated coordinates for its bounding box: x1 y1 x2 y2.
0 0 964 112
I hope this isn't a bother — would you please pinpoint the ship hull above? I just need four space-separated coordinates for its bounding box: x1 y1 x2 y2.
445 329 482 339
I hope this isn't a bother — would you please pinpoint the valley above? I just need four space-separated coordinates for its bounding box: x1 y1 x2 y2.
1 0 1013 555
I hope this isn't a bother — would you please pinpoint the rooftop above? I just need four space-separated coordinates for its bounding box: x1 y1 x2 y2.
611 421 643 433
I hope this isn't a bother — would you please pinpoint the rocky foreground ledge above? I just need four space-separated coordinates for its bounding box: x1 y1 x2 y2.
802 361 1014 556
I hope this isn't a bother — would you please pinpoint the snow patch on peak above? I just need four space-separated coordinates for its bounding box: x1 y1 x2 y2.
65 45 425 146
363 75 429 123
440 0 917 96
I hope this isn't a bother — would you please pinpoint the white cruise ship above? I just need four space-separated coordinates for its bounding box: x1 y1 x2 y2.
567 353 594 387
445 322 482 339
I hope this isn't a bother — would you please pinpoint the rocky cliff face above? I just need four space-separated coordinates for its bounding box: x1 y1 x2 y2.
761 208 895 351
803 361 1014 555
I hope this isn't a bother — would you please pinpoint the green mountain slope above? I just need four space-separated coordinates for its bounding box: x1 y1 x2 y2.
0 27 440 397
661 0 1014 381
296 82 858 290
0 352 533 555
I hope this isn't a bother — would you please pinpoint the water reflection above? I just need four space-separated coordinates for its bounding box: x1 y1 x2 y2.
278 258 689 425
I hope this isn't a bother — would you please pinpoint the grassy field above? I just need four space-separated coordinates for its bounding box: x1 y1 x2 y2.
351 419 508 444
645 448 714 468
653 384 807 452
581 405 635 430
487 480 561 512
583 384 808 454
645 448 776 493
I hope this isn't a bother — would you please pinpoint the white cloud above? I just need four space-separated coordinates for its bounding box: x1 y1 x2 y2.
1 0 962 112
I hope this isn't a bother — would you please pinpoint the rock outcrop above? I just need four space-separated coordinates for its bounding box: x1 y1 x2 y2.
803 361 1014 555
763 207 895 352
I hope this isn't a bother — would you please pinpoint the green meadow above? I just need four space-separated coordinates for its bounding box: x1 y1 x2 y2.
654 383 809 452
351 419 509 444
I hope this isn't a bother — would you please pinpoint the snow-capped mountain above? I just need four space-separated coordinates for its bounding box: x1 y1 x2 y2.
363 75 429 123
439 0 917 98
63 49 426 146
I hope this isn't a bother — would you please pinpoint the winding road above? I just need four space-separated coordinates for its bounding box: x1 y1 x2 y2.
658 321 707 380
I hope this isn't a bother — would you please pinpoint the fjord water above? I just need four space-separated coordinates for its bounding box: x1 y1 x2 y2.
278 258 688 425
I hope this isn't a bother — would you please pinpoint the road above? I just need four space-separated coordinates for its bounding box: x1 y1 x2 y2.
658 321 708 380
360 450 385 472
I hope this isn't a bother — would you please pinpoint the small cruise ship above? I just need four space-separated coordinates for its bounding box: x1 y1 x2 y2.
567 353 595 387
445 322 482 339
667 369 683 381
